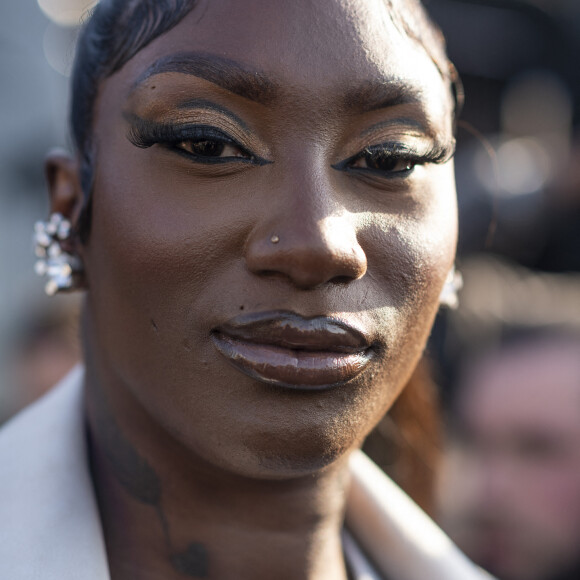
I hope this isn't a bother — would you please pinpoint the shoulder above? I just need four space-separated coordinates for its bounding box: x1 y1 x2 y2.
0 366 85 491
0 367 109 580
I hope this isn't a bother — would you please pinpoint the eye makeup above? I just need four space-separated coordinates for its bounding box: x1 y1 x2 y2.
124 113 271 166
123 77 453 178
333 138 455 179
359 117 427 138
174 98 251 133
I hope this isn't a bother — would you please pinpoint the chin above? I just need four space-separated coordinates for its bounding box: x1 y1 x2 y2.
256 436 356 480
190 417 364 481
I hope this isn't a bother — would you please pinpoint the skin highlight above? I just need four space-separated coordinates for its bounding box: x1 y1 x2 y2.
47 1 457 578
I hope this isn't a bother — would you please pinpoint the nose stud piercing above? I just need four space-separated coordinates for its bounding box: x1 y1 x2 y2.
33 213 84 296
270 235 280 244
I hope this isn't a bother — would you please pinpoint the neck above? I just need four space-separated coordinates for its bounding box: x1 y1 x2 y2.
85 370 351 580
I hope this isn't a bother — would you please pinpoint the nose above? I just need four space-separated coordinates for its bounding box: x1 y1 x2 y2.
245 194 367 289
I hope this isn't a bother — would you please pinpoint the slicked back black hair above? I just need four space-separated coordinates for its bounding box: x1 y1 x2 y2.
70 0 458 239
72 0 198 157
71 0 198 239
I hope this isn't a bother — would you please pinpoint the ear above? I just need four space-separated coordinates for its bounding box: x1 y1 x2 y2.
45 148 85 225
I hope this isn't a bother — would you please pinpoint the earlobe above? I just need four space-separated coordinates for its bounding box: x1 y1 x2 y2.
34 149 87 295
438 266 462 309
45 148 84 224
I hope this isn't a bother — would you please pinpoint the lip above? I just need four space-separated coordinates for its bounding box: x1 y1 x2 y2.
210 311 375 390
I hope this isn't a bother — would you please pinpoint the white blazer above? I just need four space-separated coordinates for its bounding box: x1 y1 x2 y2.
0 368 492 580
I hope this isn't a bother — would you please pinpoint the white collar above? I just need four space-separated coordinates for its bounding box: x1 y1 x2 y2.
0 366 110 579
347 451 493 580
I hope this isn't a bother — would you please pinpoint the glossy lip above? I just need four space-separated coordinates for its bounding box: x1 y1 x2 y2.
210 311 376 390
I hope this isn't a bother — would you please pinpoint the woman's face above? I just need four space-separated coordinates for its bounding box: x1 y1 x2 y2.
82 0 456 478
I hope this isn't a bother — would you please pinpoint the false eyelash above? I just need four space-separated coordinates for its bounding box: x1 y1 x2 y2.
126 117 238 150
125 116 271 165
329 139 456 180
376 140 455 165
359 140 455 167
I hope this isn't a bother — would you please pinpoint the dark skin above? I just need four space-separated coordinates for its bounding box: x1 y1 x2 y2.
46 1 457 578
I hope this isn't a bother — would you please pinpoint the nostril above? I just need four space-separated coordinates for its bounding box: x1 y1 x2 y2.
247 245 367 288
245 214 367 288
332 275 355 285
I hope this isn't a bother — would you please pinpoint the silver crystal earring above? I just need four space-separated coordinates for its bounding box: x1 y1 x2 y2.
439 266 463 309
33 213 84 296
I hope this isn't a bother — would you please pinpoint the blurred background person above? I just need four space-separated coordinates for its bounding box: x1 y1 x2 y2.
438 330 580 580
435 256 580 580
423 3 580 560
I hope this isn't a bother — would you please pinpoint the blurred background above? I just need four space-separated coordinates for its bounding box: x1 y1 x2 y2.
427 5 580 580
0 0 91 420
1 1 579 579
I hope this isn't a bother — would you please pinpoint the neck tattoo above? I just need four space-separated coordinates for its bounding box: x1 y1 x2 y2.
91 392 208 578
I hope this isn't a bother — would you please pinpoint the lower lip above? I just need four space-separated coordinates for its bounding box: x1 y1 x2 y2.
211 334 373 390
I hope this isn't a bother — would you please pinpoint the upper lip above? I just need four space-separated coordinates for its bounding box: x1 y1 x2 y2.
212 311 372 353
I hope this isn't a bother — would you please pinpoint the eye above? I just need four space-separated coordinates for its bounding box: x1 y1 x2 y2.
348 146 416 175
174 138 247 159
333 138 456 179
126 119 268 165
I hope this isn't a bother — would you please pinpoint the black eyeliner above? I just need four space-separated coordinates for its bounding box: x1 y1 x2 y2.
127 117 233 149
124 113 270 166
332 139 456 177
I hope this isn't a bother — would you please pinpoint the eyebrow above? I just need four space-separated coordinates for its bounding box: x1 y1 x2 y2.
343 81 424 113
132 52 277 105
133 51 428 114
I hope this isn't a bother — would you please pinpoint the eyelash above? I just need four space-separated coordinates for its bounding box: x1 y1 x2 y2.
127 121 453 177
127 122 262 165
334 142 452 178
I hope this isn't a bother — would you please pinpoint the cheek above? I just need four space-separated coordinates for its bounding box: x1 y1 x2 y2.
88 141 257 295
335 170 458 445
373 163 457 283
363 164 458 348
403 166 458 329
82 156 254 385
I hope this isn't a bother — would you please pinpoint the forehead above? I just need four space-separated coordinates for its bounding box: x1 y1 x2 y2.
110 0 450 120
